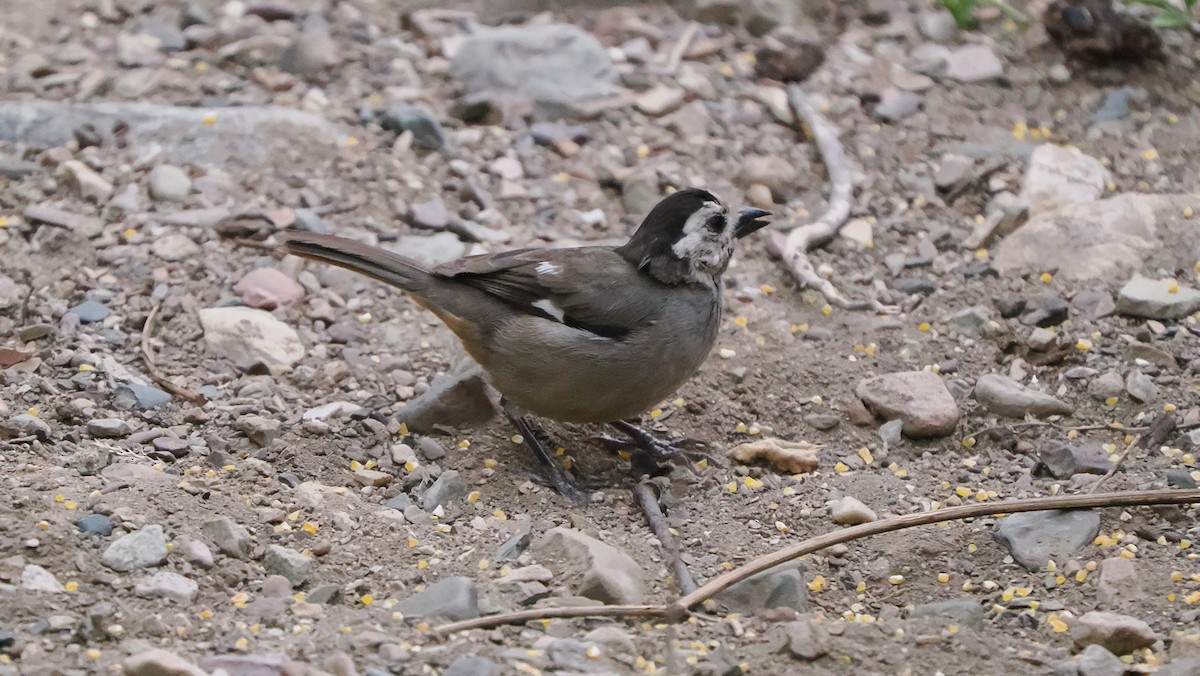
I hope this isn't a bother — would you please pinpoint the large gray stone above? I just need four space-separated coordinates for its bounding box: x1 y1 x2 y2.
993 510 1100 571
394 362 495 433
101 525 169 572
1117 276 1200 320
392 576 479 621
198 307 304 371
974 374 1073 419
910 596 985 630
1019 144 1108 214
1073 611 1158 655
855 371 961 438
714 561 808 614
264 545 311 587
533 528 644 605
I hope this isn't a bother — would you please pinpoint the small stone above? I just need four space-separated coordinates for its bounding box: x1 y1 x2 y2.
1073 644 1126 676
416 437 446 461
1125 370 1159 403
408 196 450 230
422 470 468 511
840 219 873 248
1089 371 1125 402
116 32 164 67
147 164 191 201
1028 327 1058 351
910 597 985 630
124 649 207 676
151 233 200 262
805 414 839 430
1019 144 1109 214
380 104 446 151
783 617 829 660
830 496 877 525
22 564 66 593
918 10 958 42
855 371 961 438
87 418 133 439
944 45 1004 82
386 493 414 511
746 183 773 210
873 89 922 122
199 306 305 371
1097 557 1140 607
635 85 685 116
1073 611 1158 655
264 545 312 587
354 469 393 487
948 306 994 337
1073 289 1117 319
738 155 798 202
1035 442 1110 479
201 517 252 559
444 656 502 676
974 374 1073 419
488 156 524 180
1117 276 1200 320
994 510 1100 571
175 536 214 569
70 299 110 323
234 268 305 309
1166 469 1197 489
57 160 113 202
134 571 199 604
76 514 114 536
395 367 495 432
114 383 173 410
533 528 644 605
392 576 479 621
714 561 807 613
6 413 52 440
1093 89 1132 123
101 524 169 572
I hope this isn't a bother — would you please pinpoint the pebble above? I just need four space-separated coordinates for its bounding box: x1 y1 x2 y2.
393 576 479 620
993 510 1100 571
738 155 798 202
394 369 495 432
714 561 807 613
910 597 985 630
114 383 173 410
855 371 961 438
201 517 253 559
264 545 312 587
634 85 685 116
874 89 922 122
918 10 958 42
533 528 644 605
151 234 200 262
974 374 1073 419
303 401 362 421
1097 557 1140 607
1073 289 1117 319
1073 611 1158 654
134 571 199 604
199 306 305 371
147 164 191 201
1093 88 1132 123
830 496 877 525
24 204 104 237
445 656 502 676
124 649 207 676
70 299 110 323
422 469 467 510
944 45 1004 82
234 268 305 309
1117 276 1200 320
101 524 169 571
22 564 66 593
1124 370 1159 403
1018 144 1108 214
1035 442 1110 479
354 469 393 487
935 153 975 190
380 104 446 151
1166 468 1197 488
6 413 52 439
1088 371 1124 401
1070 644 1126 676
784 617 830 660
416 437 446 461
948 306 994 337
746 183 773 209
408 197 449 230
1028 327 1058 351
76 514 114 536
116 32 164 67
57 160 113 202
86 417 133 439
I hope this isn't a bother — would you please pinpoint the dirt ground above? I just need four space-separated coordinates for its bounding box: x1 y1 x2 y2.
1 0 1199 674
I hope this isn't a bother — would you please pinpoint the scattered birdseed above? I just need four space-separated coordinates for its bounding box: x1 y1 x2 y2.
937 573 949 583
888 575 904 585
1040 272 1052 283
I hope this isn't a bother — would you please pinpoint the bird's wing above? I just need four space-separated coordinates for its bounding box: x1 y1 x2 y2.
433 247 664 339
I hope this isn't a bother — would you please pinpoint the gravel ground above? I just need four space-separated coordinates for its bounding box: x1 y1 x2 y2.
2 0 1200 674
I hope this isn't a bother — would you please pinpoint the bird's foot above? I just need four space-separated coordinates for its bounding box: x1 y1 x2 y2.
504 409 592 505
603 420 723 469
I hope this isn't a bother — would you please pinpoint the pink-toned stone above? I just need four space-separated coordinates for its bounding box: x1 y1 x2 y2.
234 268 305 309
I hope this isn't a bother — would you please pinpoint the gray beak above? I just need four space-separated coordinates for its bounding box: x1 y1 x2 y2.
734 207 771 239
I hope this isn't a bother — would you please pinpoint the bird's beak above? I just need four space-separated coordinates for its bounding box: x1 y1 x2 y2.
734 207 771 239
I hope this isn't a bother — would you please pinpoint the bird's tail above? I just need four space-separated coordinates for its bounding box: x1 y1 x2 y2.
279 231 434 293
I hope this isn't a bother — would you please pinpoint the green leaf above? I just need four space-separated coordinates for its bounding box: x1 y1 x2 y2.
1151 10 1190 26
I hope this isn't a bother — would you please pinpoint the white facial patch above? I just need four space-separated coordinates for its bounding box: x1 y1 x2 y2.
535 261 562 276
532 298 566 322
671 201 733 274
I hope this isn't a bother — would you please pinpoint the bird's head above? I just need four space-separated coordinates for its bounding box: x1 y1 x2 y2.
616 188 770 285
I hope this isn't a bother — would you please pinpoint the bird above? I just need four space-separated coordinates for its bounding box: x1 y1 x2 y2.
277 188 770 501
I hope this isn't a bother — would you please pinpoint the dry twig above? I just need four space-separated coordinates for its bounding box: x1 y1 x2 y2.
634 481 698 595
776 86 895 314
140 304 207 405
434 488 1200 634
1090 412 1176 494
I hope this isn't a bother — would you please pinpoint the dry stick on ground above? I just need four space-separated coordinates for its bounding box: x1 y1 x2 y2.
434 488 1200 634
661 21 699 75
633 481 698 595
1090 412 1177 494
961 420 1147 441
140 304 207 405
777 86 895 314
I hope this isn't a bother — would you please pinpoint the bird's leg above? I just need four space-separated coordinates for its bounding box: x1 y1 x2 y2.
502 409 590 505
608 420 721 468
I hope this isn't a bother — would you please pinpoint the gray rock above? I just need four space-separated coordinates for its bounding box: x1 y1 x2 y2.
1125 370 1159 403
1157 658 1200 676
993 194 1200 283
77 514 114 536
830 496 877 525
944 45 1004 82
714 561 807 614
134 571 198 604
101 525 169 572
1097 557 1141 607
234 267 305 310
24 204 104 237
1021 292 1071 327
116 33 164 67
855 371 961 438
422 470 469 511
6 413 51 439
622 170 660 217
199 306 305 371
1166 468 1197 488
151 234 200 262
909 596 985 630
58 160 113 202
1073 611 1157 655
148 165 191 201
408 197 449 231
201 517 252 559
307 583 341 605
738 155 798 202
974 374 1073 419
123 649 207 676
416 438 445 461
873 89 922 123
1019 144 1108 214
1074 644 1126 676
394 364 495 432
1073 289 1117 319
635 85 685 117
935 154 976 190
533 528 644 605
918 10 958 42
947 306 994 337
279 15 337 77
1089 371 1125 402
450 24 617 120
386 493 414 511
70 299 110 323
393 576 479 621
114 383 173 410
380 104 446 151
784 617 830 660
444 656 501 676
1035 442 1111 479
1093 89 1132 123
1117 276 1200 320
993 510 1100 571
22 564 66 593
87 418 133 439
1028 327 1058 351
235 414 280 447
264 545 311 587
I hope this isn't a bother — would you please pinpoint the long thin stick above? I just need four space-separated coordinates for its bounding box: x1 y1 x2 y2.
634 482 698 595
140 304 207 405
433 488 1200 634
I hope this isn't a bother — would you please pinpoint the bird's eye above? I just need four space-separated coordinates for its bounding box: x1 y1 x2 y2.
706 215 726 231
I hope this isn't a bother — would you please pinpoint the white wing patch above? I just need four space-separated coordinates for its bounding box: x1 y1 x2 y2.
535 261 562 276
532 298 566 322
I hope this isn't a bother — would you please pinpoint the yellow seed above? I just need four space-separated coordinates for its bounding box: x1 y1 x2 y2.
467 491 480 503
1185 207 1195 219
1048 615 1069 633
202 112 217 125
743 476 763 490
511 434 524 444
1046 560 1057 572
478 560 489 570
696 458 709 470
937 573 950 583
888 575 904 585
234 637 249 650
975 490 988 502
1142 148 1159 161
417 561 428 569
65 581 79 592
1075 570 1087 583
968 543 978 553
650 408 663 419
87 649 102 660
1105 397 1118 406
735 422 747 433
636 144 650 158
1183 539 1193 549
493 509 507 521
1040 272 1052 283
808 575 826 592
483 458 497 468
1001 588 1015 602
302 522 318 534
775 521 788 532
821 304 833 315
200 610 214 619
834 462 849 473
734 316 747 328
231 592 250 608
1187 591 1200 604
975 248 989 262
726 481 738 493
955 486 971 497
1076 339 1092 350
